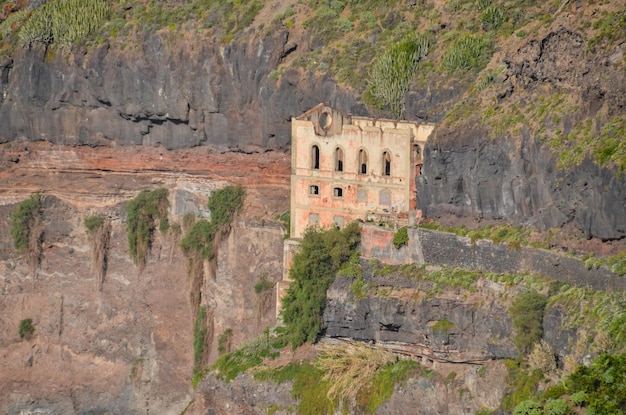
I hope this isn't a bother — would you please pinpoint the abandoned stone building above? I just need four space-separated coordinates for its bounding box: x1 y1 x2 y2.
289 103 434 239
276 104 435 317
277 104 434 317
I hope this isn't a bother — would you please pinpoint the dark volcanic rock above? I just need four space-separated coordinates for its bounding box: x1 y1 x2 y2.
416 28 626 241
0 32 361 151
323 272 518 361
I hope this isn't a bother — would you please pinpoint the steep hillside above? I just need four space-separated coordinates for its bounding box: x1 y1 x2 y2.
0 0 624 243
0 0 625 413
0 144 289 414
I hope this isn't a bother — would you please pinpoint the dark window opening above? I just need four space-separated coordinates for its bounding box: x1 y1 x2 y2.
333 187 343 197
311 145 320 170
358 149 368 174
383 151 391 176
309 185 319 195
414 145 421 161
335 147 344 172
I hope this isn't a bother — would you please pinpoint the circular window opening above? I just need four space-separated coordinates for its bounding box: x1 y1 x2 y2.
319 111 333 130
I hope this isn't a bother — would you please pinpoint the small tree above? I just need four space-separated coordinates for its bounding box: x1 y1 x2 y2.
281 222 361 347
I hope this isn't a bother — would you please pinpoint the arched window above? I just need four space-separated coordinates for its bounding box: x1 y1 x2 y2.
335 147 344 172
382 151 392 176
311 145 320 170
358 149 368 174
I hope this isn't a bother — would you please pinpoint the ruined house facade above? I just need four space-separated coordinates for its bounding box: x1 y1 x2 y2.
289 103 434 239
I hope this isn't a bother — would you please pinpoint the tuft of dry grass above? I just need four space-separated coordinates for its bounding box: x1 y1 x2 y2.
528 339 556 374
316 343 397 404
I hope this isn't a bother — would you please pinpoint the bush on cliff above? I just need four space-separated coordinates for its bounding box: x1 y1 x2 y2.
392 226 409 248
18 0 110 50
366 34 429 119
10 193 44 276
18 318 35 340
280 221 361 348
10 193 43 254
180 185 245 261
509 290 547 354
125 188 169 267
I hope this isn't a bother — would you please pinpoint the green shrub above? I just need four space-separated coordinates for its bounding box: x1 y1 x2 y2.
358 359 419 413
543 399 571 415
566 353 626 414
367 34 429 118
350 275 368 299
432 319 455 334
180 185 245 261
542 383 566 400
10 194 43 254
18 0 109 50
254 276 274 294
256 362 337 415
392 226 409 248
569 390 587 407
503 359 544 411
512 400 542 415
214 333 280 382
218 328 233 355
206 185 245 228
480 5 505 31
18 318 35 340
508 291 547 354
84 215 105 233
280 222 361 347
180 219 216 260
441 34 492 72
125 188 169 267
339 251 362 278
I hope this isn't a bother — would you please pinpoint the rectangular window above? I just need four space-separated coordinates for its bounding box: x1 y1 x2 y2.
379 189 391 206
308 213 320 226
357 188 368 202
333 216 344 228
333 187 343 198
309 185 320 195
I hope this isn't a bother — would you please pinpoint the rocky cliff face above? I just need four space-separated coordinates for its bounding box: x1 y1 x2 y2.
416 27 626 241
0 29 363 152
0 144 289 414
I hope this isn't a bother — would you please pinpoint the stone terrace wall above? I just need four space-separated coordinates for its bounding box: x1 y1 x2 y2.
409 228 625 291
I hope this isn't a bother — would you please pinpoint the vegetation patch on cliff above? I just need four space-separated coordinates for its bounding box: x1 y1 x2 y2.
84 214 110 292
125 187 169 268
10 193 43 276
184 185 245 384
252 343 421 414
0 0 110 51
280 221 361 348
18 318 35 340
